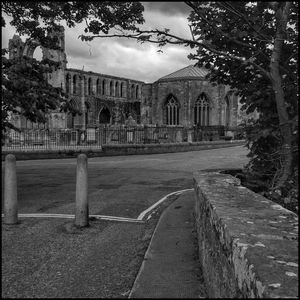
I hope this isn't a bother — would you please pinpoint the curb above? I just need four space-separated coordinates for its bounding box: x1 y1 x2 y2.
128 203 165 298
2 140 245 161
128 190 194 298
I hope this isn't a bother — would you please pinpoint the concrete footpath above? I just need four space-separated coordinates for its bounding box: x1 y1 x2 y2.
129 191 207 298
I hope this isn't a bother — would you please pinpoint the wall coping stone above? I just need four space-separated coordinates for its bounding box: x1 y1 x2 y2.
193 171 298 298
1 140 245 161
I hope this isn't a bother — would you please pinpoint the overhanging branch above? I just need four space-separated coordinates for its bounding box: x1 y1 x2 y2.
79 28 271 80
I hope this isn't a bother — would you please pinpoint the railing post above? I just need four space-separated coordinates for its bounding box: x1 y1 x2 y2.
75 154 89 227
4 154 18 225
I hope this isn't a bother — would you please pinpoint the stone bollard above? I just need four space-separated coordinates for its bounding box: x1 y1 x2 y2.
75 154 89 227
4 154 18 224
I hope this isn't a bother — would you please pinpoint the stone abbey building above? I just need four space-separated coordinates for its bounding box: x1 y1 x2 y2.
8 27 239 130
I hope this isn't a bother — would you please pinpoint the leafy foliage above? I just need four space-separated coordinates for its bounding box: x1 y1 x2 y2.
2 53 63 130
185 1 298 209
2 2 144 47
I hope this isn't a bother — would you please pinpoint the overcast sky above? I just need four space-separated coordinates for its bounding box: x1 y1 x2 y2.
2 2 197 83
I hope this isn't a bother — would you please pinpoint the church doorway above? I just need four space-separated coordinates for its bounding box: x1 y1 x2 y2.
99 107 111 124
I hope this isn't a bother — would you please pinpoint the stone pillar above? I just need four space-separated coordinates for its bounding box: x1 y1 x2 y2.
69 74 73 95
75 154 89 227
4 154 18 225
112 80 115 97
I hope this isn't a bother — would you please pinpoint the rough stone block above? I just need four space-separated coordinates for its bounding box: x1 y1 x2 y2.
193 171 298 298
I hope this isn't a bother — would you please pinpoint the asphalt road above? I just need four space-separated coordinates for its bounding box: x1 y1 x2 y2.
2 146 249 298
2 145 249 218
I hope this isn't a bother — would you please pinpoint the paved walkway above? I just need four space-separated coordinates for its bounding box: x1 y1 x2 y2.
129 191 207 298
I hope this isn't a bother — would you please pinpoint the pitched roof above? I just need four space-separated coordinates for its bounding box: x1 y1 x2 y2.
157 65 209 82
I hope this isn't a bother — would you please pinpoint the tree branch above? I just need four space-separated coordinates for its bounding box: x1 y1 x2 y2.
80 28 271 80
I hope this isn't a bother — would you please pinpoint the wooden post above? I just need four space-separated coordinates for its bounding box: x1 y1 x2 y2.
75 154 89 227
4 154 18 224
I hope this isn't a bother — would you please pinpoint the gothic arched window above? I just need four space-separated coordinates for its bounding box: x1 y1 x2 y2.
131 84 135 99
109 81 113 96
115 81 119 97
66 73 71 94
99 107 111 124
88 77 92 95
120 82 124 97
73 75 77 94
194 93 210 126
165 95 179 125
102 79 106 95
85 102 90 127
136 85 139 99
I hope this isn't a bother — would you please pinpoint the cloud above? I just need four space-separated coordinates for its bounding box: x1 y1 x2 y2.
141 6 191 39
2 4 196 83
66 38 194 83
142 2 191 16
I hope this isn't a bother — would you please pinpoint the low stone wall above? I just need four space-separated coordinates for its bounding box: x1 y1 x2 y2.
193 171 298 298
1 140 244 161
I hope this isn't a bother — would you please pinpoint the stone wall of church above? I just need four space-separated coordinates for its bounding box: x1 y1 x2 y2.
141 84 153 124
147 79 233 127
64 69 143 127
8 26 240 131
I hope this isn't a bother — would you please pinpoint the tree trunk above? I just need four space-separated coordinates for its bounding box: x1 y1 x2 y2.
269 2 293 190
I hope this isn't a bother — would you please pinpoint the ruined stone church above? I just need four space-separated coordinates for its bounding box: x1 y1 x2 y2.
8 26 239 130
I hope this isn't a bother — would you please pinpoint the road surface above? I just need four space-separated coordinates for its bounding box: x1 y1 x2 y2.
2 145 249 218
2 146 249 298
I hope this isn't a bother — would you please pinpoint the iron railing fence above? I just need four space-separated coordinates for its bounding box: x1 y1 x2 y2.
2 125 241 150
193 125 225 142
224 125 246 140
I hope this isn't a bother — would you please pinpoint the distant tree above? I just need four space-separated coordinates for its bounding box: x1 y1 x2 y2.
79 1 298 199
2 51 69 131
2 1 144 131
